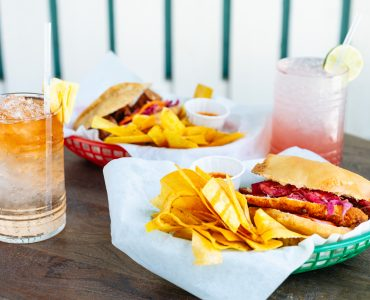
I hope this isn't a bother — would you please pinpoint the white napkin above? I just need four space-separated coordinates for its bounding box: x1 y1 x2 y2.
103 147 370 300
65 52 271 165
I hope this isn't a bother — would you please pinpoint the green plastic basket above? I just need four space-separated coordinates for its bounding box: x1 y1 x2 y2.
294 230 370 273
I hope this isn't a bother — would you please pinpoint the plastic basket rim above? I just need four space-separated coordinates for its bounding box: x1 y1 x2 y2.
65 135 117 147
313 229 370 252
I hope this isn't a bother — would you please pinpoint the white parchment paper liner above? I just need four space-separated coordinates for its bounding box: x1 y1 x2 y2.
65 52 271 166
103 146 370 300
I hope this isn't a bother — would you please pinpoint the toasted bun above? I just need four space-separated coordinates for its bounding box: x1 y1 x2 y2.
243 194 368 228
73 82 150 130
254 208 351 238
252 154 370 201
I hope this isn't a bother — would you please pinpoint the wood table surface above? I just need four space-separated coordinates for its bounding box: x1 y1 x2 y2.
0 134 369 299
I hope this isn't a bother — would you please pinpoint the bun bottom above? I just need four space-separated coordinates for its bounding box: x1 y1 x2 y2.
250 207 350 238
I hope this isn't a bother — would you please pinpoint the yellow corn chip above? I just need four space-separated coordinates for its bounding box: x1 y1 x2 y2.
192 230 222 265
175 167 219 215
244 238 283 251
92 117 147 137
146 213 183 233
205 128 217 143
104 135 152 144
184 126 209 136
147 125 167 147
164 130 198 149
210 232 251 251
236 192 254 229
184 135 208 146
50 78 79 124
204 225 243 242
193 83 213 98
132 114 157 131
158 169 209 212
195 229 232 250
173 228 193 240
209 132 245 146
160 107 185 134
254 209 306 242
202 178 240 232
195 166 212 182
220 178 256 234
91 116 117 129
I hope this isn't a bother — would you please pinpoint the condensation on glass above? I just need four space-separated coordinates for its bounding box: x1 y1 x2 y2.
0 93 66 243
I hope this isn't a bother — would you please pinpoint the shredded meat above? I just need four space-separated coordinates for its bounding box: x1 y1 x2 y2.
107 89 162 124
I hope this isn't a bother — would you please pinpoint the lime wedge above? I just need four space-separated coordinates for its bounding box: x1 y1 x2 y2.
50 78 79 124
323 45 364 81
193 83 213 98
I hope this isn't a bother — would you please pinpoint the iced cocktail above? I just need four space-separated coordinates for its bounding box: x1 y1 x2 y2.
0 93 66 243
271 57 348 165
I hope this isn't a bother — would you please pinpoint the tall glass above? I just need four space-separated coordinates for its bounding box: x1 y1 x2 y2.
271 57 348 165
0 93 66 243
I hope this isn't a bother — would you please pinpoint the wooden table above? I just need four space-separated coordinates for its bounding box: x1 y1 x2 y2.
0 134 369 299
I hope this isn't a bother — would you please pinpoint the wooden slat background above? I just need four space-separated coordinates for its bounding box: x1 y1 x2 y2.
0 0 369 140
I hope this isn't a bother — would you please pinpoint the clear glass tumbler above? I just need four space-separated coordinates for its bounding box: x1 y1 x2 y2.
0 93 66 243
271 57 348 165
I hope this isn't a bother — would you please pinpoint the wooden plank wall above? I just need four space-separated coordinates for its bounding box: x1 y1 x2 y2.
0 0 369 139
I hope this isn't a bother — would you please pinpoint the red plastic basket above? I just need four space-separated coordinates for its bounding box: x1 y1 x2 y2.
65 136 130 167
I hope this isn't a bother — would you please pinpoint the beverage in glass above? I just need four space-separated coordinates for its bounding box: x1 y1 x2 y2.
0 93 66 243
271 57 348 165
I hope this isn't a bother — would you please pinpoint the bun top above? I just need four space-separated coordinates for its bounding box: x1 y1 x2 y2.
252 154 370 201
73 82 150 130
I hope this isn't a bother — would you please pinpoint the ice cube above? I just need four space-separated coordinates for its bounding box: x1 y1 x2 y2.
0 95 45 121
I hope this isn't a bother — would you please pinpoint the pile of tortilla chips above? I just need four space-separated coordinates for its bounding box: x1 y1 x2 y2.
146 167 306 265
91 107 244 148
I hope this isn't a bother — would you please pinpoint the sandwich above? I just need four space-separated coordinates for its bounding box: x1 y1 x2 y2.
239 154 370 238
73 82 179 139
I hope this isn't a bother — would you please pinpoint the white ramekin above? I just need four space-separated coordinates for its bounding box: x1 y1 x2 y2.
184 98 230 130
190 156 245 189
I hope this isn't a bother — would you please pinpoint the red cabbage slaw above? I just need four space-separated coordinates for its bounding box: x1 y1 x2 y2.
140 99 180 116
250 180 353 217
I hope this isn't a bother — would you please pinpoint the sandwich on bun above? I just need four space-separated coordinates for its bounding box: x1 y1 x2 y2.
73 82 179 139
240 155 370 238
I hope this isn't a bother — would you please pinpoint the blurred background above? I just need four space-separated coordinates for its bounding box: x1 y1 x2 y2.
0 0 369 139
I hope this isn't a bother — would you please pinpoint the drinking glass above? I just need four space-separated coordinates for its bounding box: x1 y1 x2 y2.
0 93 66 243
271 57 348 164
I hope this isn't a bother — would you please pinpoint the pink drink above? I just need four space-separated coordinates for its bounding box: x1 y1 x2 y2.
271 57 348 165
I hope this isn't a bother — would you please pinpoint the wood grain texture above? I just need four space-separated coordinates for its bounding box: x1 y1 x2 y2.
0 134 369 299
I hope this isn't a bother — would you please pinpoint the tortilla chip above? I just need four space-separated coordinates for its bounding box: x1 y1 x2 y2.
132 114 157 131
244 238 283 251
192 230 222 265
91 116 117 129
160 107 185 134
254 208 306 241
202 178 240 232
209 132 244 146
184 135 208 146
147 125 167 147
164 130 198 149
195 166 212 182
184 126 209 136
173 228 193 240
104 135 152 144
158 169 209 212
